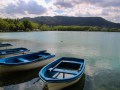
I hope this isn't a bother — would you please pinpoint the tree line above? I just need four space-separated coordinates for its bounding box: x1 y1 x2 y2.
0 18 40 32
0 18 120 32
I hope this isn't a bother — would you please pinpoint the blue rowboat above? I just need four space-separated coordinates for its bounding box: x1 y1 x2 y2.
0 47 29 55
39 57 85 90
0 43 12 47
0 50 55 73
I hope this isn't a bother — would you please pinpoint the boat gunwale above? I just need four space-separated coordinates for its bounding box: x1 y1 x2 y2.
39 57 85 83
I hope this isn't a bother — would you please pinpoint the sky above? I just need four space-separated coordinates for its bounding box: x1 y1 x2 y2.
0 0 120 23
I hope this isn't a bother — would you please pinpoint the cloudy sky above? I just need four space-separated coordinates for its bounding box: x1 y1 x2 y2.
0 0 120 23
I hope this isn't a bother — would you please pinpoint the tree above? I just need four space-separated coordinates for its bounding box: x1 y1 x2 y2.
22 20 33 30
0 19 9 31
17 22 25 31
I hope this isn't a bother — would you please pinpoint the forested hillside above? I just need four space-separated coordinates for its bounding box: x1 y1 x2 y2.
0 16 120 32
22 16 120 28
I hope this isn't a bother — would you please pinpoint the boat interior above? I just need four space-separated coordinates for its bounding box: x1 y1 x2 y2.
46 60 82 79
0 52 51 64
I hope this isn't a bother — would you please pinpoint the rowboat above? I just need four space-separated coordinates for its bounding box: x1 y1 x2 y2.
0 43 12 47
0 50 55 73
39 57 85 90
0 47 29 55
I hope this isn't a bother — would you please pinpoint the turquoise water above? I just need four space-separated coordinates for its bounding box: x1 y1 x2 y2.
0 31 120 90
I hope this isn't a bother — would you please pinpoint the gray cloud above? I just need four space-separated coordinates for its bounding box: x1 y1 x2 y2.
5 0 26 15
26 0 47 14
53 0 120 10
52 0 117 9
0 0 120 23
72 0 120 7
4 0 47 15
101 1 120 7
54 0 73 8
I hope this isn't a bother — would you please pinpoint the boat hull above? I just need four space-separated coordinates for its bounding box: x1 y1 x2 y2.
45 77 80 90
0 43 12 47
39 57 85 90
0 57 55 73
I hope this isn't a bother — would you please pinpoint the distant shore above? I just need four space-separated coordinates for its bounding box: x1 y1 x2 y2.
0 26 120 32
0 18 120 32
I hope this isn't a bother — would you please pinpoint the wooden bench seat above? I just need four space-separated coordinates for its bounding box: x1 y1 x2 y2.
18 58 30 62
49 68 78 75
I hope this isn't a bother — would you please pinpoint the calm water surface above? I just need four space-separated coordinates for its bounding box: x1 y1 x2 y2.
0 31 120 90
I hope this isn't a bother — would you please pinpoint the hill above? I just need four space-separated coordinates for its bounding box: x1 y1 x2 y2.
22 16 120 28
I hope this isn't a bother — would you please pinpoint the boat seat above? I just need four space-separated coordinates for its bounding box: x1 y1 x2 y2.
62 60 80 64
38 55 48 58
19 50 25 52
49 68 77 75
1 51 6 54
18 58 30 62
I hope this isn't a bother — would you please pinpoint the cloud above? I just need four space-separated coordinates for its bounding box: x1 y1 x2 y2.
1 0 47 17
54 0 73 8
45 0 51 3
0 0 120 23
51 0 120 23
72 0 120 7
101 1 120 7
26 0 47 14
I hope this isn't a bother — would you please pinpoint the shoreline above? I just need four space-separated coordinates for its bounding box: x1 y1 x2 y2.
0 30 120 33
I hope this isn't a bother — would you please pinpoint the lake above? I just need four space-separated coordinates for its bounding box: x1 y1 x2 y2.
0 31 120 90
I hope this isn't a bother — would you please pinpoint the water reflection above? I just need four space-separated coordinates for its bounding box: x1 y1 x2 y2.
0 31 120 90
0 68 41 86
0 68 42 90
93 70 120 90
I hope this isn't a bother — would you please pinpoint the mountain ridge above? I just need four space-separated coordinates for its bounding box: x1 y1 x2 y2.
22 16 120 28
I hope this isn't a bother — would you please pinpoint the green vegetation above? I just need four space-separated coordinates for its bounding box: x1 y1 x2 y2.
0 18 39 32
0 18 120 32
